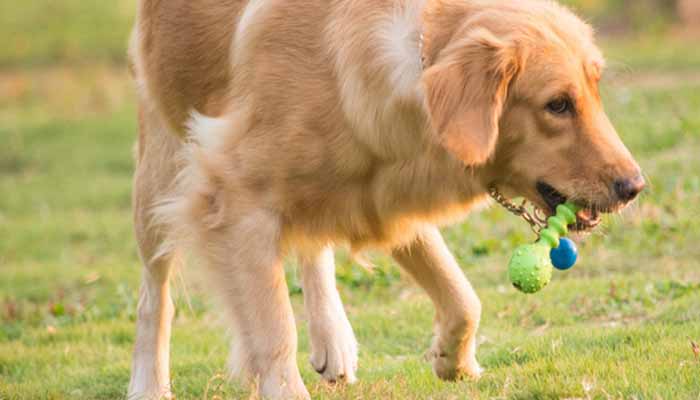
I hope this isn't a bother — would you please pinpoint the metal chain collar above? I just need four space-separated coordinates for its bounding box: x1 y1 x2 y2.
418 32 426 69
488 186 548 236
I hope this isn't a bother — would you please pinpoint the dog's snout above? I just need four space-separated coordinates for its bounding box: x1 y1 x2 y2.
613 174 645 202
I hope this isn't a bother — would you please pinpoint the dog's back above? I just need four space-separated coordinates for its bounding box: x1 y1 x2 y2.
130 0 246 132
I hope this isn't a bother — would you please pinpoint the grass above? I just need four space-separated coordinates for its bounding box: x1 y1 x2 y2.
2 2 700 399
0 0 136 68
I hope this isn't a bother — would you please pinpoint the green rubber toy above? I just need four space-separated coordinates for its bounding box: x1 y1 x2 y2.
508 203 580 293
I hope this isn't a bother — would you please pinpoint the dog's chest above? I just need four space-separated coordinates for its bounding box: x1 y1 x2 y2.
283 153 481 247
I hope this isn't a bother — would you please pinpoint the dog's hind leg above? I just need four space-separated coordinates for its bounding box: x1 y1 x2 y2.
192 208 309 399
161 112 307 398
299 246 358 383
128 105 181 399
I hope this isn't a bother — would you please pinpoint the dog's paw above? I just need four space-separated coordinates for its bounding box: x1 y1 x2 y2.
126 384 173 400
258 367 310 400
308 317 358 383
430 349 482 381
127 366 174 400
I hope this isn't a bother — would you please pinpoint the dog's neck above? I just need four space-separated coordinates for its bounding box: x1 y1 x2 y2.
419 0 473 69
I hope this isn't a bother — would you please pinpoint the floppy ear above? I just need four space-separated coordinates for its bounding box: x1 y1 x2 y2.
423 29 518 166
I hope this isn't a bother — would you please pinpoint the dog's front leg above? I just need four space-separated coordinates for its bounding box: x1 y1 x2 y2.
392 226 482 380
299 246 358 383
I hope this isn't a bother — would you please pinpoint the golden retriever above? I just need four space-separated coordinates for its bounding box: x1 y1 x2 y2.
127 0 644 398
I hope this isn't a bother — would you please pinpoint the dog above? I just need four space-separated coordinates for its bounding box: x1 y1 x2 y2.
127 0 644 398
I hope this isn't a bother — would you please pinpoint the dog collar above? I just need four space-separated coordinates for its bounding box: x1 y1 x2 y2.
418 31 426 69
488 186 548 235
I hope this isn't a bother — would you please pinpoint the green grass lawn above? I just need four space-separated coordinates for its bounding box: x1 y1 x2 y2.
2 2 700 399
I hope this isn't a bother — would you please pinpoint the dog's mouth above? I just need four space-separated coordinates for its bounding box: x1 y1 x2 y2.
536 181 602 231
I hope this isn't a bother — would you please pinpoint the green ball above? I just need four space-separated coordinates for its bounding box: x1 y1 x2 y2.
508 243 553 294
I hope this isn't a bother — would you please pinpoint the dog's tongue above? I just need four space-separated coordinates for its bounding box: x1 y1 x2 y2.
574 208 601 230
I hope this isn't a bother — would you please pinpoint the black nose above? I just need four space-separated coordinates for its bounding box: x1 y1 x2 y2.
613 175 645 202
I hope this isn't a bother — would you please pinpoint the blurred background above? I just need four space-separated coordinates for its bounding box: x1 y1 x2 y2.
1 1 699 399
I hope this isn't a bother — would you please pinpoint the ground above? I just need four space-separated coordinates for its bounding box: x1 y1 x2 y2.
1 1 700 399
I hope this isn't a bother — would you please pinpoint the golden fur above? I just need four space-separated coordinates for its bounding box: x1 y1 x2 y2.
127 0 642 398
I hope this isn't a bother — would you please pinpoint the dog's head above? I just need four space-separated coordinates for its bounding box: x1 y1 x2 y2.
422 1 644 228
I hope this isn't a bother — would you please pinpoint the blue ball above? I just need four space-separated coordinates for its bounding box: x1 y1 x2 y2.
550 237 578 270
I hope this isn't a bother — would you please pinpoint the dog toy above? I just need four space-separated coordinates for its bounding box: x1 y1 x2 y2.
507 202 580 293
488 187 583 293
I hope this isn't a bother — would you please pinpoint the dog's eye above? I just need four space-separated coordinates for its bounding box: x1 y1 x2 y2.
546 98 574 116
